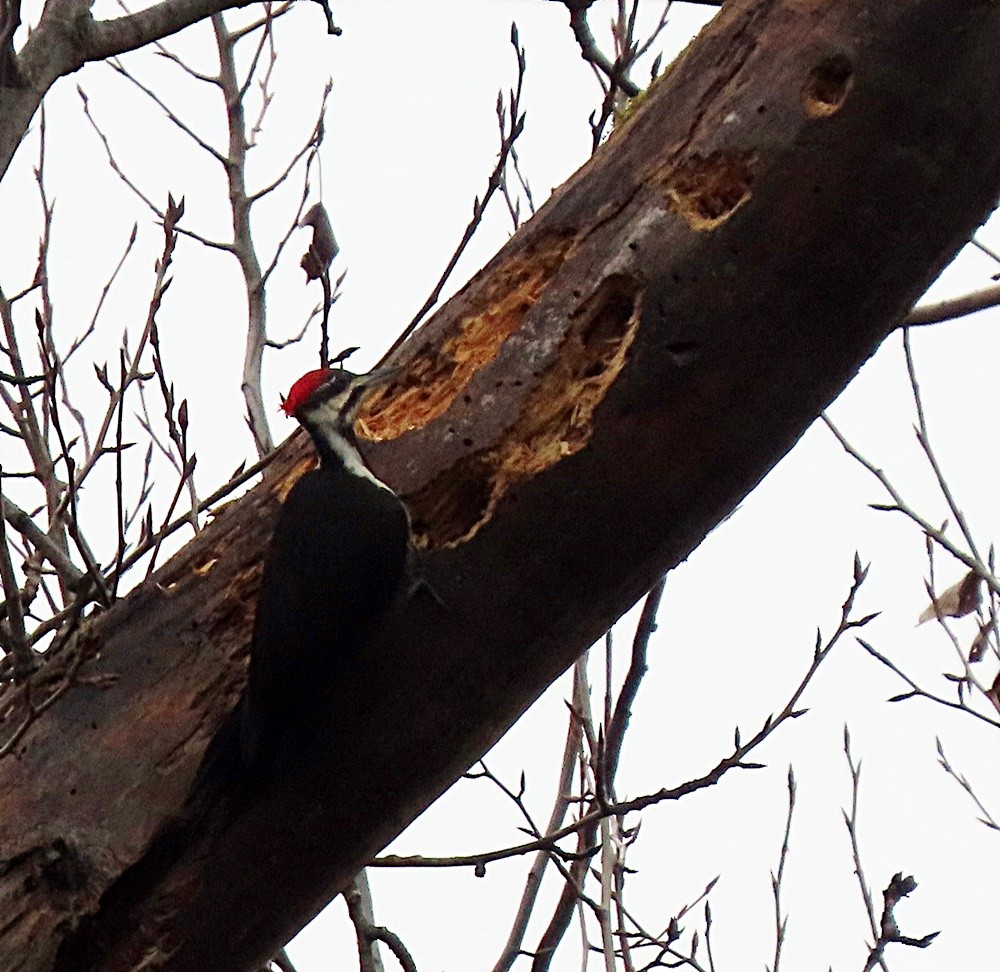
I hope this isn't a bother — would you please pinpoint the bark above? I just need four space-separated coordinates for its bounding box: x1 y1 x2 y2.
3 0 1000 969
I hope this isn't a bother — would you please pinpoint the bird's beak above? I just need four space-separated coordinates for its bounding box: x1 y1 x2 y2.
357 363 405 390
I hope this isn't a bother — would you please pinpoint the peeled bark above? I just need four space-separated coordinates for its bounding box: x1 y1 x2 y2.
3 0 1000 969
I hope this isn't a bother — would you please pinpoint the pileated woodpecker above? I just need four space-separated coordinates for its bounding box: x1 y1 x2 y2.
238 366 411 770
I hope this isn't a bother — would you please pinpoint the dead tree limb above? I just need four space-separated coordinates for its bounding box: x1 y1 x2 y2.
2 1 1000 970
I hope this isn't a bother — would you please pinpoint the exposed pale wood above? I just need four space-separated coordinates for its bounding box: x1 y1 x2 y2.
2 1 999 969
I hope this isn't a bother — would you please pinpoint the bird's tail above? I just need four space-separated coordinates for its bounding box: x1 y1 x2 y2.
188 702 245 808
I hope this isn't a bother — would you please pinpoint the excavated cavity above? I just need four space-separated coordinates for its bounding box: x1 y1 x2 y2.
802 55 853 118
406 274 643 550
190 556 217 577
359 232 577 442
406 455 494 549
274 456 317 503
663 151 755 230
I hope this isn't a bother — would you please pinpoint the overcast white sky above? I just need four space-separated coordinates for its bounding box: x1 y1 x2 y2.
3 2 1000 970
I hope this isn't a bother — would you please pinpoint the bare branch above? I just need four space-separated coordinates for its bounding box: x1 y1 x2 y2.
344 871 417 972
529 659 598 972
343 872 386 972
561 1 641 98
491 698 584 972
229 0 294 42
85 0 264 63
904 281 1000 327
109 59 227 163
78 85 170 220
0 492 83 589
64 223 139 367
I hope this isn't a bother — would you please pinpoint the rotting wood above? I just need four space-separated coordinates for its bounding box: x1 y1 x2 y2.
1 1 1000 969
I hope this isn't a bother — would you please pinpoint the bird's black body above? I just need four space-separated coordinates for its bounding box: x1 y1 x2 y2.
240 463 409 766
238 367 411 770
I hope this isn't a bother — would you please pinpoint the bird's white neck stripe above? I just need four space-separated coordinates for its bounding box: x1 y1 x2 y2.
310 409 392 493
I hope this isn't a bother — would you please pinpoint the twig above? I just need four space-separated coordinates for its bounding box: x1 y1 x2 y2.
862 874 939 972
768 766 795 972
64 224 139 367
903 328 983 566
78 86 185 223
109 58 226 162
52 196 183 523
935 736 1000 831
466 755 605 919
561 0 673 149
380 23 528 363
841 726 884 970
598 808 616 972
39 358 111 607
605 576 664 781
0 473 35 679
822 412 1000 599
229 0 294 42
703 900 716 972
111 351 127 599
376 562 868 874
857 638 1000 728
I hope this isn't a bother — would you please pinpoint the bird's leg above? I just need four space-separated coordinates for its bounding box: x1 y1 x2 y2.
406 549 448 611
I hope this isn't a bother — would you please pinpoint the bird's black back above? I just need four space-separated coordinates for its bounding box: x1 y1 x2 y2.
240 462 410 768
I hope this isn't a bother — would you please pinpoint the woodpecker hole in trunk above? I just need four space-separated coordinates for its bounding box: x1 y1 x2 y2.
407 274 642 550
406 455 494 549
663 150 755 230
359 233 578 442
274 456 318 503
802 55 853 118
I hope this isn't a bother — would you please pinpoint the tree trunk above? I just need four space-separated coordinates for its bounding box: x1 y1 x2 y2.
2 1 999 969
